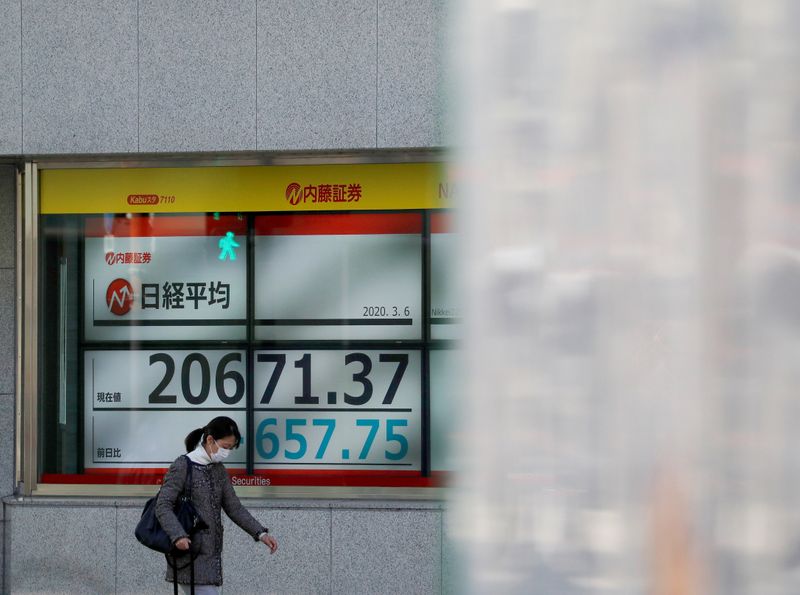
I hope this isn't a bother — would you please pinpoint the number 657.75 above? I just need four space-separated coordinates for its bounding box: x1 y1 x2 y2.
255 417 409 461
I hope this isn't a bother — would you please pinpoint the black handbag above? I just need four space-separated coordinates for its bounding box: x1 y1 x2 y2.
135 456 208 594
135 455 206 553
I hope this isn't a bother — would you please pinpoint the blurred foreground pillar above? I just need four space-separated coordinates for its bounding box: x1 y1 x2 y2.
452 1 800 593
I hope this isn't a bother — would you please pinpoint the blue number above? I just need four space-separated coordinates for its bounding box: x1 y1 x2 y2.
313 419 336 459
356 419 380 460
256 418 279 459
385 419 409 460
284 418 308 459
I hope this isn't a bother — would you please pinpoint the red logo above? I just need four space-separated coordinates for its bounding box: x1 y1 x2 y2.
105 251 152 265
127 194 159 205
285 182 302 206
106 278 134 316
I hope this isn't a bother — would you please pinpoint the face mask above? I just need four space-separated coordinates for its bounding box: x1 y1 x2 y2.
211 439 231 463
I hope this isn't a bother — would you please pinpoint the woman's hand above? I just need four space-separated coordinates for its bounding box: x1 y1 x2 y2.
260 533 278 554
174 537 191 551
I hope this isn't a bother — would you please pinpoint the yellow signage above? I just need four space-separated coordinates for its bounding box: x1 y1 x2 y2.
40 162 450 214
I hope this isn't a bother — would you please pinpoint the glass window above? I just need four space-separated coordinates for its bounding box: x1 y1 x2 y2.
36 173 457 491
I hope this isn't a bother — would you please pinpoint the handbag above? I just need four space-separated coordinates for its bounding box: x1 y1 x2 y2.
135 456 207 595
134 455 206 553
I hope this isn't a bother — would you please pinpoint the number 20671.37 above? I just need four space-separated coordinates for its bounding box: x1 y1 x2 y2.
147 352 410 407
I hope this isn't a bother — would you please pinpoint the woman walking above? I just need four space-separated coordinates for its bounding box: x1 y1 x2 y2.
156 416 278 594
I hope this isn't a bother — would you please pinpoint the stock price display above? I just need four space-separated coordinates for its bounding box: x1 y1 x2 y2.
84 350 248 467
84 349 421 470
253 350 421 470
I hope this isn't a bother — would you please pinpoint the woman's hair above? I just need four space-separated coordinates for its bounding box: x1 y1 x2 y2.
184 416 242 452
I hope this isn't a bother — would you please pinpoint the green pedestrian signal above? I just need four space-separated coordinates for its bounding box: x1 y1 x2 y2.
218 231 239 261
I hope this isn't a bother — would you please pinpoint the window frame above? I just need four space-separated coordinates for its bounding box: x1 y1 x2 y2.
19 151 455 499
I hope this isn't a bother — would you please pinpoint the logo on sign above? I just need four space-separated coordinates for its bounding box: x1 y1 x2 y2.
106 278 134 316
105 251 152 265
127 194 160 205
285 182 302 206
284 182 362 206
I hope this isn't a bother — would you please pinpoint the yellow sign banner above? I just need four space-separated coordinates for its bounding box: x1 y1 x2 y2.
40 162 451 214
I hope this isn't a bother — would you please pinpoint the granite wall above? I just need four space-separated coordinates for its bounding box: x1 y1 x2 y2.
4 498 451 594
0 0 448 155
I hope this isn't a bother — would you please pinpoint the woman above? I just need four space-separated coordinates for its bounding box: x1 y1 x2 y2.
155 416 278 594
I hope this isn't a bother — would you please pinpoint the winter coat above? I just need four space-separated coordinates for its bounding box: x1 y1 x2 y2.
155 455 265 586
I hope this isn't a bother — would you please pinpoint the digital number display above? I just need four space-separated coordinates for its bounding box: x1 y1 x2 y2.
83 349 421 470
85 350 248 408
253 350 421 469
84 350 247 467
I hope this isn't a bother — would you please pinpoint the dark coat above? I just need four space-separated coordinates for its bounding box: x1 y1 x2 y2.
155 455 265 586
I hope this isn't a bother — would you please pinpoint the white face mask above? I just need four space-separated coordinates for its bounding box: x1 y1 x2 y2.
211 439 231 463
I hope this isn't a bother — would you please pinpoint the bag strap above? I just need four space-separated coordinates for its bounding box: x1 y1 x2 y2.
169 456 199 592
185 457 196 595
182 454 194 500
